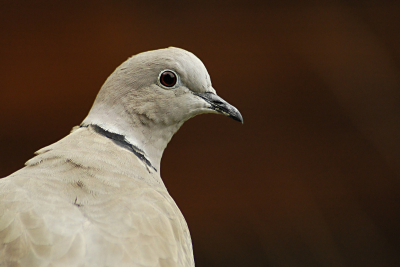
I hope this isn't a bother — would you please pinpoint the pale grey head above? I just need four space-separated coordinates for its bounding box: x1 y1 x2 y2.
82 47 242 171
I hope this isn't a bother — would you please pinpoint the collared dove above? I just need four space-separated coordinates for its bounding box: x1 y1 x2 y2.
0 47 242 267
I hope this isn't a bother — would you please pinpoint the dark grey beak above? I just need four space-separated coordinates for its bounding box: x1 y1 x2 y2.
195 92 243 123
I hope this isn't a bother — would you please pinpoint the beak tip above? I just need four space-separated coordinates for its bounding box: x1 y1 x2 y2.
230 112 244 124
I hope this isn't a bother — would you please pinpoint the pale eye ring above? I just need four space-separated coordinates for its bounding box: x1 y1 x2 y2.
158 70 178 88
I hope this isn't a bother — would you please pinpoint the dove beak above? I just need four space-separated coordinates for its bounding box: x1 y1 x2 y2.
194 92 243 123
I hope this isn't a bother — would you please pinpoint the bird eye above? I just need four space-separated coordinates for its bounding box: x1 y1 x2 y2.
159 70 177 88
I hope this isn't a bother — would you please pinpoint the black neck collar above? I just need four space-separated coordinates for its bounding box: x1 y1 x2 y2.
80 124 157 172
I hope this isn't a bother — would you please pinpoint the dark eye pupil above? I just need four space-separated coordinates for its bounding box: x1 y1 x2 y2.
160 71 177 87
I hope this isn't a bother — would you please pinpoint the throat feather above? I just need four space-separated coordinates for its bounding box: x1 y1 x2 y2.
80 124 157 172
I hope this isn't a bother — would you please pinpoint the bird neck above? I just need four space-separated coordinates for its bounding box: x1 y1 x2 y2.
82 110 184 173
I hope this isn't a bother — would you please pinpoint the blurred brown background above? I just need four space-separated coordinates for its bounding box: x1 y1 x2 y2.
1 0 400 266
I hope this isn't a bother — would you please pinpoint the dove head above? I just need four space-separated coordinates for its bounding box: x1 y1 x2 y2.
82 47 242 172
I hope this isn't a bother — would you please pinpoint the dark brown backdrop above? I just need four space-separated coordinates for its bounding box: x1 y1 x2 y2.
1 1 400 266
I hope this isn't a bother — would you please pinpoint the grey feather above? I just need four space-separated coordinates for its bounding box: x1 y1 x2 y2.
0 47 242 267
